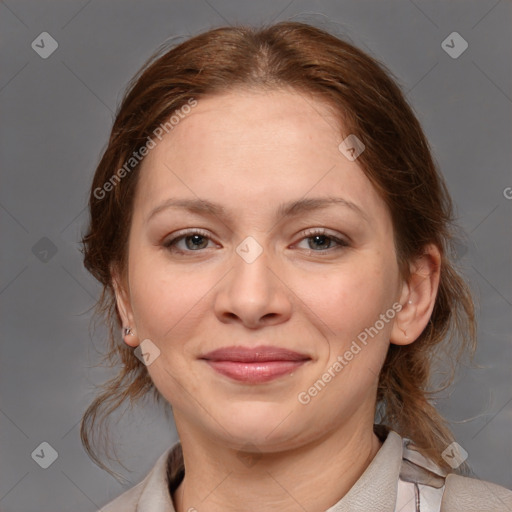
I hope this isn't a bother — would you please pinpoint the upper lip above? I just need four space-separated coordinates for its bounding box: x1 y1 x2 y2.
200 345 311 362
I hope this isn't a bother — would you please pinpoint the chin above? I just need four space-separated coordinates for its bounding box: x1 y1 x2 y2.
209 400 305 448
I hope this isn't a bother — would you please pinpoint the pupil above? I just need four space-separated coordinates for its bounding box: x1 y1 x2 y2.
186 235 207 250
310 235 330 250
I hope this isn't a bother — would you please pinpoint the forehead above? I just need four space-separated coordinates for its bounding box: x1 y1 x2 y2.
133 88 389 227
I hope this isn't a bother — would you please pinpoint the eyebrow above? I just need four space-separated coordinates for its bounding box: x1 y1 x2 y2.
146 196 368 224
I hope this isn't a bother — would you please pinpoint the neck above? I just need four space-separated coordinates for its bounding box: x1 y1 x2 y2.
172 419 383 512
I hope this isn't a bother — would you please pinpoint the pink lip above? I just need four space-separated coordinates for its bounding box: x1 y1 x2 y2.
200 346 311 383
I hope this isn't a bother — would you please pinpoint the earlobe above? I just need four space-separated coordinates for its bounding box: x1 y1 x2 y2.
111 268 140 348
390 244 441 346
390 298 416 346
122 326 138 347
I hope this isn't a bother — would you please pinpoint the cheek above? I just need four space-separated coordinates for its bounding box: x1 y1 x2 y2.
301 257 398 336
127 253 212 343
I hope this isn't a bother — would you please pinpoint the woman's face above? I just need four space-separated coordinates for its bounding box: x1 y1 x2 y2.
116 88 408 451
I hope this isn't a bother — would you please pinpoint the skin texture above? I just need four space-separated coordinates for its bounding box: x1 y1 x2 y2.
113 88 441 512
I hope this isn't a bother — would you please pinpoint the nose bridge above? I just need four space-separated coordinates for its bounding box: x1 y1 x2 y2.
214 235 291 326
230 235 274 302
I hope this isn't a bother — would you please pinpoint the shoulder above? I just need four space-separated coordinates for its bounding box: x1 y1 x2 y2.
396 433 512 512
98 482 144 512
96 444 178 512
441 473 512 511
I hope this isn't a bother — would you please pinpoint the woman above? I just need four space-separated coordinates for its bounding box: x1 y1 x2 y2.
81 21 512 511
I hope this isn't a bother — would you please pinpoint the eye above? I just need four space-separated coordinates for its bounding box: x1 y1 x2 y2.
162 228 349 255
295 228 349 254
163 229 215 253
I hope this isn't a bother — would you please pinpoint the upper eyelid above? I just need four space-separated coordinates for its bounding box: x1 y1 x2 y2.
166 227 343 240
164 227 348 249
163 228 213 245
295 227 349 243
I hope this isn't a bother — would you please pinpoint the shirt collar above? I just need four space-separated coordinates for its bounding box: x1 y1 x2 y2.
135 424 403 512
325 424 403 511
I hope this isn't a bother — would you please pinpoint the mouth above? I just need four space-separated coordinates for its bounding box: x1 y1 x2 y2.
199 345 311 383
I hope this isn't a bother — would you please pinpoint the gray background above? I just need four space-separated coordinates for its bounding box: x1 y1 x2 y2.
1 1 511 510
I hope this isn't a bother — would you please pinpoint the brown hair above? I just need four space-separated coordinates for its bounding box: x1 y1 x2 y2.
80 21 476 479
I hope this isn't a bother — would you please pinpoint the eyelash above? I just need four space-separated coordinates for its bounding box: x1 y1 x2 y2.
162 228 349 256
295 228 349 255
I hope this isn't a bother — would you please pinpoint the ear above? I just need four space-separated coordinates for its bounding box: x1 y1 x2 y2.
390 243 441 346
111 265 140 348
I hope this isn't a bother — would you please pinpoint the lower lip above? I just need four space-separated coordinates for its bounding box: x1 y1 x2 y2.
203 360 308 383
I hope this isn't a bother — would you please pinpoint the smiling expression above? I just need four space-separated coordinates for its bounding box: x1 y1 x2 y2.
114 88 407 451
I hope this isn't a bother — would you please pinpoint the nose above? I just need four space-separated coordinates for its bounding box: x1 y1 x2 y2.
213 240 293 329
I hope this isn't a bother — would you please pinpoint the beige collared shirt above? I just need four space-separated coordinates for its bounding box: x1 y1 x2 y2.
99 424 512 511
